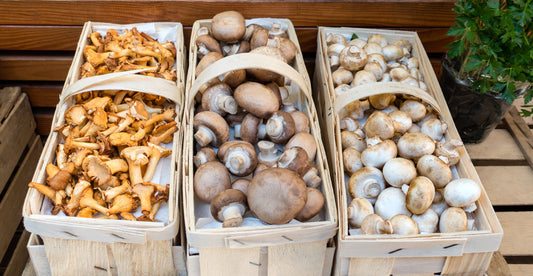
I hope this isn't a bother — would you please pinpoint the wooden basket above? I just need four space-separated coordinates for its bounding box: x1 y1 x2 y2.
313 26 503 276
183 18 337 275
21 22 186 275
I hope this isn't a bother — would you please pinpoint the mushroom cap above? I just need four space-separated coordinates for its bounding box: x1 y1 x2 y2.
211 11 246 43
222 69 247 88
217 141 258 177
406 176 435 215
266 110 296 144
248 168 307 224
196 34 222 54
250 27 269 49
352 69 377 87
420 118 447 141
194 161 231 202
240 113 262 144
65 105 87 125
232 178 251 195
412 209 439 234
374 187 412 220
295 187 325 222
341 130 366 152
400 100 427 122
364 111 395 140
326 33 347 46
272 37 298 63
382 157 417 187
361 139 397 168
277 146 309 175
382 45 404 62
368 34 388 47
389 110 412 134
369 94 396 110
332 68 354 87
361 214 393 234
397 132 435 160
193 147 217 168
417 155 453 189
364 62 384 81
194 111 229 147
196 51 223 77
439 207 468 233
443 178 481 210
348 167 385 204
120 146 151 166
290 110 310 133
343 148 363 175
390 214 419 235
286 132 317 161
363 42 383 56
347 197 374 228
234 82 279 118
339 46 368 71
210 189 248 222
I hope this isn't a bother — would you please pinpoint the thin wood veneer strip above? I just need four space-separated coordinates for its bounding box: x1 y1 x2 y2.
504 108 533 169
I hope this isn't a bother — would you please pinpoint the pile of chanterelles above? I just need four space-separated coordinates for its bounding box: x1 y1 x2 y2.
81 27 177 81
29 90 178 221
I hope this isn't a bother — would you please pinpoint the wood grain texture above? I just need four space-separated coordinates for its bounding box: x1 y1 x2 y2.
0 55 72 81
22 84 62 108
475 166 533 206
0 1 456 27
486 251 512 276
466 129 525 161
4 231 31 276
509 264 533 276
34 112 53 136
1 25 451 54
496 212 533 256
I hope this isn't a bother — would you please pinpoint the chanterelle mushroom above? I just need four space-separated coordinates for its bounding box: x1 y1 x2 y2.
120 146 151 185
248 168 307 224
211 189 248 227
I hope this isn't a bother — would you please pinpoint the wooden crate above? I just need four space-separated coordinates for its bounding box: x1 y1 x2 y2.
0 87 42 276
183 18 337 275
21 22 186 275
313 27 503 275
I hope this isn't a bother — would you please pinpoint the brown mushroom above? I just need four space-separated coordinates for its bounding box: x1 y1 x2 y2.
196 34 222 58
194 161 231 202
196 52 223 77
235 113 266 144
248 168 307 224
295 187 324 222
211 11 246 43
210 189 248 227
266 110 296 144
201 83 238 116
234 82 280 118
257 140 281 167
231 178 251 195
285 132 317 161
217 141 258 177
193 147 217 168
364 111 395 140
277 146 309 175
193 111 230 147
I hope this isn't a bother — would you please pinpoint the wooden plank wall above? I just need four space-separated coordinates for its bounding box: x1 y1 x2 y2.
0 0 455 136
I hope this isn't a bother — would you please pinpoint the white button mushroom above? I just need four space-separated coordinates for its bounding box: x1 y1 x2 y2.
367 34 387 48
443 178 481 212
348 167 386 204
345 99 370 120
420 118 448 141
361 214 393 234
332 67 354 87
382 45 404 62
439 207 468 233
405 176 435 215
343 148 363 175
390 214 419 235
397 132 435 160
417 155 453 189
435 139 463 166
389 110 412 134
339 46 368 71
412 209 439 234
400 100 427 122
364 111 395 140
375 187 412 220
382 157 417 188
363 42 383 55
348 38 367 48
341 130 366 152
361 137 397 168
368 94 396 110
347 197 374 228
352 69 377 87
326 33 347 46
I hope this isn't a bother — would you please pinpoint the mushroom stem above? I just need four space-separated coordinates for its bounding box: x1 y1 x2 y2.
221 204 245 227
79 189 109 215
149 123 178 145
64 180 92 216
194 126 215 147
365 181 382 198
103 178 131 202
266 117 283 138
376 220 394 234
257 140 280 167
144 143 171 182
215 94 238 114
133 183 155 215
227 153 247 173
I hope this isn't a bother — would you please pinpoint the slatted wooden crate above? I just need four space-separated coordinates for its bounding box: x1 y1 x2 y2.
0 87 42 276
313 26 503 275
21 22 186 275
183 18 337 275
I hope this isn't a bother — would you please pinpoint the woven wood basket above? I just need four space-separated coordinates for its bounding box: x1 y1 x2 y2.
313 26 503 276
183 18 337 276
22 22 186 275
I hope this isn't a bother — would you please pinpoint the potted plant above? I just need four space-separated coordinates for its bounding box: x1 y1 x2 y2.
441 0 532 143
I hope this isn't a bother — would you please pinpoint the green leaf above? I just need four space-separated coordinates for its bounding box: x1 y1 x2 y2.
447 40 464 58
447 26 465 36
351 33 358 40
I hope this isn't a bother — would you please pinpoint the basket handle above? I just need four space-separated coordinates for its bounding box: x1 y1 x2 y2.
189 53 311 109
334 82 442 115
60 68 180 104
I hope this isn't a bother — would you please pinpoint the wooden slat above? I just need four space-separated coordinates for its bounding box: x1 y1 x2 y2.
510 264 533 276
4 231 31 276
1 25 452 54
34 112 54 136
22 84 62 108
0 135 42 261
466 129 525 161
475 166 533 206
486 252 512 276
496 212 533 256
0 55 72 81
513 97 533 126
0 1 456 27
0 26 80 51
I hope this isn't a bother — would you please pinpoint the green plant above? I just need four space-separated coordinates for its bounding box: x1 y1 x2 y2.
446 0 533 116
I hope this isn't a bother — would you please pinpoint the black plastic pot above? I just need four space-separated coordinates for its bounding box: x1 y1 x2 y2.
439 57 513 144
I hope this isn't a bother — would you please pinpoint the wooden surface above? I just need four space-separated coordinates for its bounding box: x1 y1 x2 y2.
466 103 533 276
